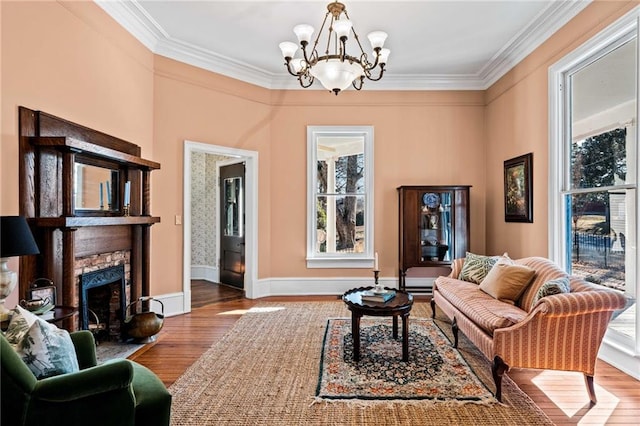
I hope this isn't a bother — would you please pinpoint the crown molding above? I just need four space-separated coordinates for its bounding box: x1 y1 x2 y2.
96 0 591 91
479 0 592 89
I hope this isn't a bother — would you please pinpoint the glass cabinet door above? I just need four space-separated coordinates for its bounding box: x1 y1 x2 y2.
419 191 452 262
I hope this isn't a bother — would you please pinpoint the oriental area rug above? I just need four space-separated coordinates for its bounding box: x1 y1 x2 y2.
169 302 553 426
317 318 494 403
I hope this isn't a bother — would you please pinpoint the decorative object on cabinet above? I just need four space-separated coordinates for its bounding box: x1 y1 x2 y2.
18 107 161 332
504 153 533 223
398 186 471 293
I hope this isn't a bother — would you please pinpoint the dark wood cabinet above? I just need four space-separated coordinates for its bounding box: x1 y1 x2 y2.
398 185 471 292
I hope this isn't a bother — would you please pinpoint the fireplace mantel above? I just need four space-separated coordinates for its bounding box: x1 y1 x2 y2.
18 107 161 331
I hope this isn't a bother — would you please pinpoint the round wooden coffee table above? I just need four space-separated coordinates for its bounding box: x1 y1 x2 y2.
342 287 414 362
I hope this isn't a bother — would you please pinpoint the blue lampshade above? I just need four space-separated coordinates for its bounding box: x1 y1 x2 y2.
1 216 40 258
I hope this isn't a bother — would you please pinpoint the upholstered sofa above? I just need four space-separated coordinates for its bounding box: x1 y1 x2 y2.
1 330 171 426
432 256 627 404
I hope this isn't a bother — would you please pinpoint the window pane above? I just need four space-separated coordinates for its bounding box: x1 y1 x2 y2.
334 154 364 194
570 128 627 190
317 154 365 195
567 191 626 291
570 39 636 189
315 195 365 253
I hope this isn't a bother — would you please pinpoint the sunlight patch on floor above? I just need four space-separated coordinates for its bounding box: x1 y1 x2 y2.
217 307 286 316
531 370 619 423
217 309 250 315
247 307 286 313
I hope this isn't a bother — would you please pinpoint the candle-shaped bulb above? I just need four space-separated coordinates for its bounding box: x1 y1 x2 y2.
106 181 111 205
374 252 379 271
124 181 131 206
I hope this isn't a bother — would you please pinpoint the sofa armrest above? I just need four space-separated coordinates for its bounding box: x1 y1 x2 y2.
33 359 134 402
449 258 465 278
532 288 627 317
493 289 625 375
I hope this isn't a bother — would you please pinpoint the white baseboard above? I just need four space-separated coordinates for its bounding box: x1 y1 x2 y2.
599 334 640 381
149 292 185 318
190 265 219 282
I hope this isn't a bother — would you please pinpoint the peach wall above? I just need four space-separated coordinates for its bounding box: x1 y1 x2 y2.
484 0 637 259
268 91 486 277
151 57 273 294
1 0 154 304
150 60 486 293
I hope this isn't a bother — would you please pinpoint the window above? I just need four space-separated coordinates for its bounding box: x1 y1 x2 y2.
549 8 639 375
306 126 374 268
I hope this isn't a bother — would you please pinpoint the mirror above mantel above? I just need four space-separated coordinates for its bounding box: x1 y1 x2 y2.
74 160 120 214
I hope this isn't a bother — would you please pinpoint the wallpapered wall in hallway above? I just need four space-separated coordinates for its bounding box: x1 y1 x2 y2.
191 152 233 268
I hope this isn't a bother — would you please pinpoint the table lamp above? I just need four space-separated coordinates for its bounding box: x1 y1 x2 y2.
1 216 40 321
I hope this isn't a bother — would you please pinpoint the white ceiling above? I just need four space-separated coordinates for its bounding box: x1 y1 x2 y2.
96 0 592 91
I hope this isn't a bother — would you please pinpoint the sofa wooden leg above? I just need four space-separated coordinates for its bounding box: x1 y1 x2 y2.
584 374 597 405
451 316 459 348
492 356 508 403
430 298 436 319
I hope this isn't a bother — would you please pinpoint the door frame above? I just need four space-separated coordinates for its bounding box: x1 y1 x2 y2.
182 140 259 314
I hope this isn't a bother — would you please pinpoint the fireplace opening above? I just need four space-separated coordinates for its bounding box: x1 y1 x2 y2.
80 264 126 342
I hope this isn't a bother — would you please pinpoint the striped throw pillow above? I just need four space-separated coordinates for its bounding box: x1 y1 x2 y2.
530 277 571 310
457 252 503 284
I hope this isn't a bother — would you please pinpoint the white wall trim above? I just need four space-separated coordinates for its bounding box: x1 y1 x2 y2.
599 334 640 380
151 292 184 318
190 265 219 283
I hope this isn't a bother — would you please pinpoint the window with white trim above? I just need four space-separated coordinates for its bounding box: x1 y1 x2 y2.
549 9 639 368
306 126 374 268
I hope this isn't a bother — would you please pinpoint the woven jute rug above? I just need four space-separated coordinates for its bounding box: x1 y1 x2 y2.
317 318 495 403
169 301 553 425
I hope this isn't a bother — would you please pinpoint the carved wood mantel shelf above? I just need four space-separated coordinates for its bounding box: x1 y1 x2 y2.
18 107 161 331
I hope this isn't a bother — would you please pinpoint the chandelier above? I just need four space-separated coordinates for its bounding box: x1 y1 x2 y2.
278 1 390 95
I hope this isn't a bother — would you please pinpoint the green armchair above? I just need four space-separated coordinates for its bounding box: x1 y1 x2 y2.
1 330 171 426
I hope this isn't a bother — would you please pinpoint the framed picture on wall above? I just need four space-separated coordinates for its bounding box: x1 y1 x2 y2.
504 153 533 223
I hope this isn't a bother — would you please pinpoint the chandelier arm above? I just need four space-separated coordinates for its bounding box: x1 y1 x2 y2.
300 42 317 68
363 48 381 71
352 76 364 91
365 64 386 82
298 73 315 88
283 60 301 77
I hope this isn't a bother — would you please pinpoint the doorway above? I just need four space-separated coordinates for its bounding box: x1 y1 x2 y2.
182 141 259 314
219 162 245 289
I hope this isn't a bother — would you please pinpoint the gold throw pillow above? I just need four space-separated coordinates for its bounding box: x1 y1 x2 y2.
479 263 536 305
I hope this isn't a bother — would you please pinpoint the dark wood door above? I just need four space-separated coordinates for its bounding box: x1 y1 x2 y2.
220 163 245 289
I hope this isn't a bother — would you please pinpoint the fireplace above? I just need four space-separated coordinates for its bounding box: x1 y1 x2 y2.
80 264 127 341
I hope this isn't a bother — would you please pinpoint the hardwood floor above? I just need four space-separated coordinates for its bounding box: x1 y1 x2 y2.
190 280 244 309
130 296 639 425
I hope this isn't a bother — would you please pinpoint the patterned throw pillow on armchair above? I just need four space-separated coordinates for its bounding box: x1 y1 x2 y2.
3 305 79 379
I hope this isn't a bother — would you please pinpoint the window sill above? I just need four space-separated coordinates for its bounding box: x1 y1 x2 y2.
306 257 375 269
